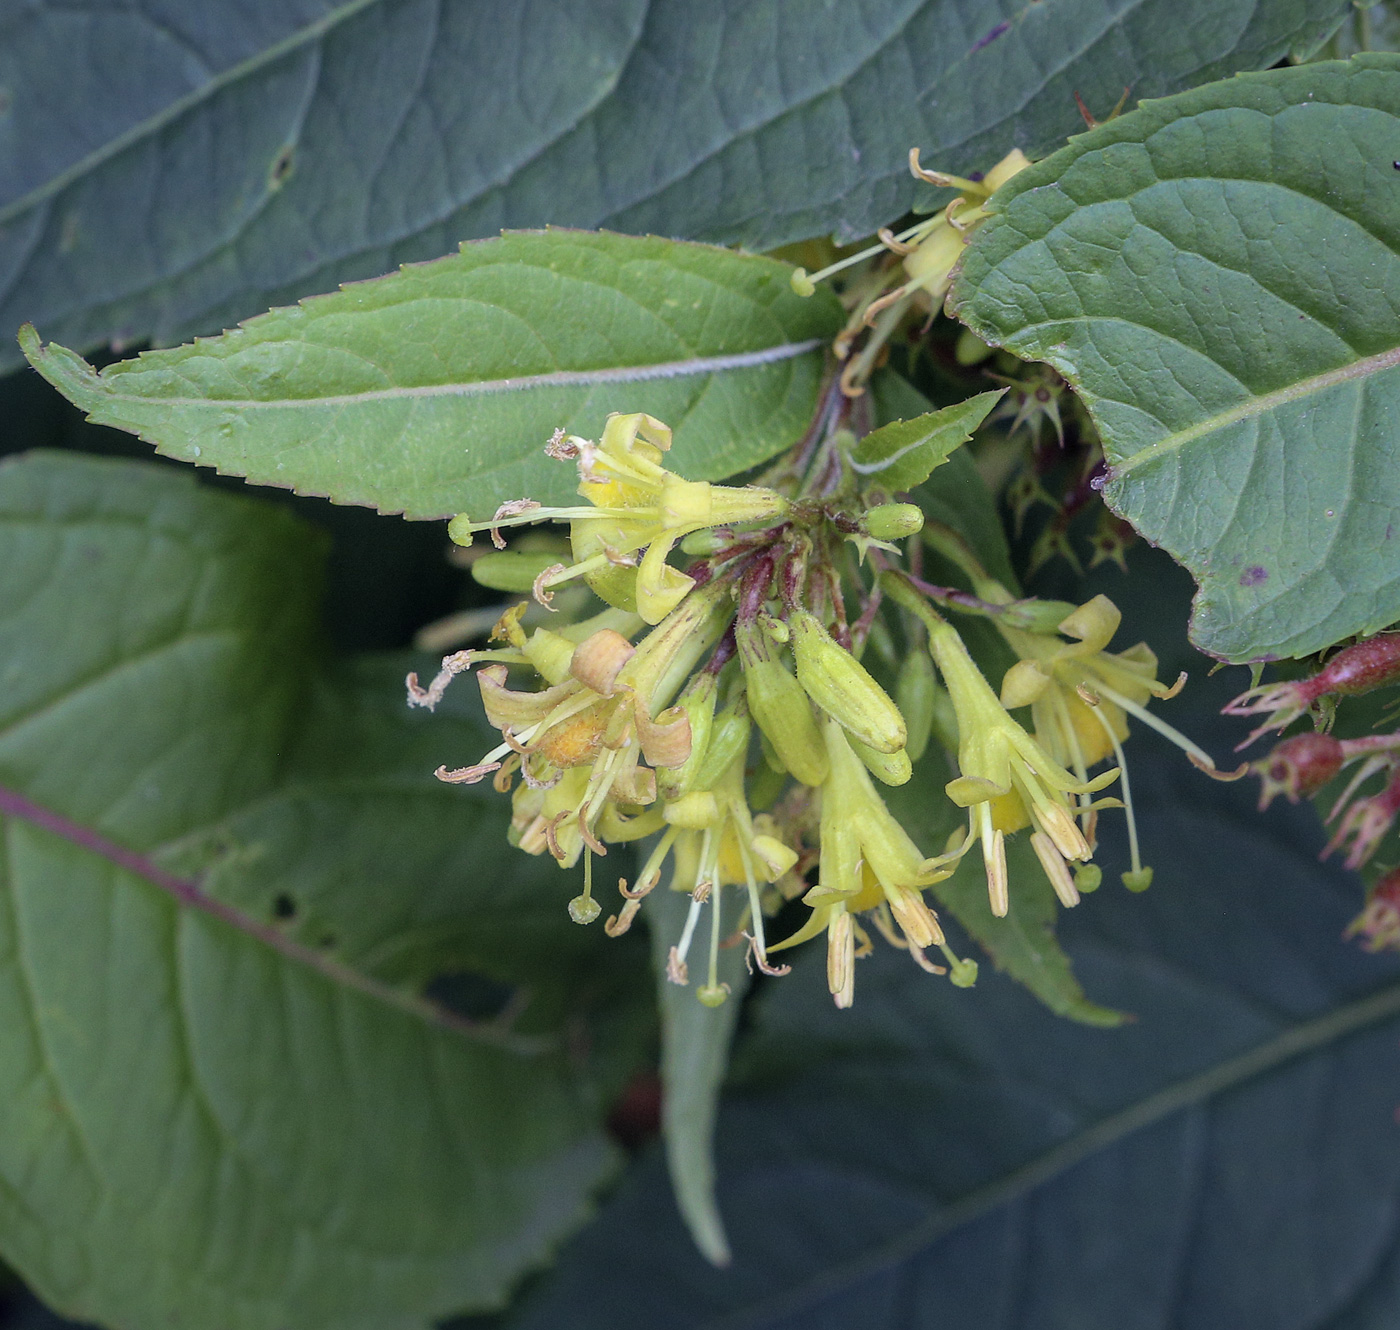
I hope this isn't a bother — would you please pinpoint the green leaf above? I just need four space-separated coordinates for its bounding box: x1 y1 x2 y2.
952 53 1400 664
0 0 1351 370
0 451 636 1329
19 231 842 518
849 390 1004 494
870 370 1017 590
499 681 1400 1329
646 882 752 1268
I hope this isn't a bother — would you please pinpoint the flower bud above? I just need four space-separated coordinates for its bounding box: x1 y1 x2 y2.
470 550 560 593
693 694 753 792
521 628 577 685
849 736 913 786
896 650 938 762
864 503 925 541
738 620 829 786
655 673 719 801
790 610 907 755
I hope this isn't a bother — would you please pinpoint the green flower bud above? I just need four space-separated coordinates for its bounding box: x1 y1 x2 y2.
693 693 753 792
848 737 913 786
738 621 829 787
470 550 561 593
864 503 925 542
789 611 906 755
656 673 718 801
896 650 938 763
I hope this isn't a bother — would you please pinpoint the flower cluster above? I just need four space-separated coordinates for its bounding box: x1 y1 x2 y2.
410 393 1214 1009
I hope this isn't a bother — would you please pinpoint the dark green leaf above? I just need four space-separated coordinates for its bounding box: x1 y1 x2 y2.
500 674 1400 1329
0 452 634 1329
19 232 840 517
952 53 1400 663
0 0 1350 370
849 391 1003 494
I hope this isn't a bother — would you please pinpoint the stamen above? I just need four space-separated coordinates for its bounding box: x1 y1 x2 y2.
978 803 1008 917
406 649 476 710
434 762 501 785
1094 680 1218 769
1030 831 1080 907
909 946 947 975
1087 703 1147 882
671 893 707 983
828 909 856 1008
604 897 641 937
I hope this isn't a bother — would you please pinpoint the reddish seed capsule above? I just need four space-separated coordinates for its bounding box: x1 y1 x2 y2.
1345 866 1400 953
1252 732 1345 810
1315 633 1400 697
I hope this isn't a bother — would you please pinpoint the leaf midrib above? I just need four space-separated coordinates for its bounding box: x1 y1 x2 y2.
702 975 1400 1330
95 339 826 411
0 785 541 1054
1105 344 1400 480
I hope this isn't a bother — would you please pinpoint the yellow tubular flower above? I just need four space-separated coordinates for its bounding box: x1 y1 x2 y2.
880 572 1117 918
448 413 789 624
441 583 731 925
770 718 975 1006
602 707 799 1004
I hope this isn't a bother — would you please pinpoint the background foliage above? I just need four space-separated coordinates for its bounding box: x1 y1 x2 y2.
4 1 1400 1327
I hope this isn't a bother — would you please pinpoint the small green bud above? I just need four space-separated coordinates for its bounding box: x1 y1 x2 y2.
470 550 561 593
759 729 787 775
697 984 730 1007
789 610 906 755
679 529 726 556
447 514 475 547
738 621 829 787
1074 863 1103 893
746 758 788 811
693 694 753 791
656 673 718 800
568 894 601 925
1122 867 1154 893
849 736 912 786
864 503 925 542
895 651 937 762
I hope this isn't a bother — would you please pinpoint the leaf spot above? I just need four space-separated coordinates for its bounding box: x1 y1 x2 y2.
1239 566 1268 587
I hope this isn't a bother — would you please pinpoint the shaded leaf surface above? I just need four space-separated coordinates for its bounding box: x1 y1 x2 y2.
19 232 839 518
0 0 1350 369
501 594 1400 1329
952 53 1400 663
0 452 634 1329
